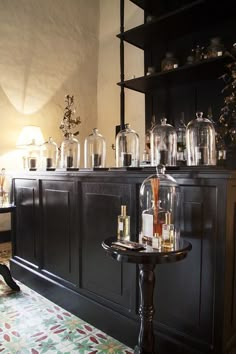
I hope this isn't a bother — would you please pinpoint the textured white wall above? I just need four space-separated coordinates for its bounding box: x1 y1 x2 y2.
0 0 99 169
0 0 143 230
0 0 99 229
97 0 144 167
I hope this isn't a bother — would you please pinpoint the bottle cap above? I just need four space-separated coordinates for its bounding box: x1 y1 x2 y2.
165 211 172 224
121 205 127 216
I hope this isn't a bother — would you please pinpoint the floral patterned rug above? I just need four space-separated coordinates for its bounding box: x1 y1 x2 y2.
0 246 133 354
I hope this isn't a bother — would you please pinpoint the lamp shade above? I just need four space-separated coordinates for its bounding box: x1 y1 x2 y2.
16 126 45 147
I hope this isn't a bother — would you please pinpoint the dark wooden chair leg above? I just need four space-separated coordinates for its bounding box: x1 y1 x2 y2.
0 264 20 291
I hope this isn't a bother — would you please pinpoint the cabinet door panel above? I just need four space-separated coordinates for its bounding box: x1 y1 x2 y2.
81 182 136 311
41 180 79 285
13 179 39 267
154 184 216 345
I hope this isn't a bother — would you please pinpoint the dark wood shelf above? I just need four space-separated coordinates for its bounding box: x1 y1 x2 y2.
119 1 234 49
130 0 203 16
118 55 232 93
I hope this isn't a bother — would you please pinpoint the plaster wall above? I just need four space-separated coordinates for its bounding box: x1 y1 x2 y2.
97 0 144 167
0 0 99 229
0 0 143 231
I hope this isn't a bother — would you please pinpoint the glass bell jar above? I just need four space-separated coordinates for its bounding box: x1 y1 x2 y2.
139 165 180 250
61 133 80 169
41 137 58 170
27 139 41 170
115 123 140 167
150 117 177 166
186 111 216 166
84 128 106 168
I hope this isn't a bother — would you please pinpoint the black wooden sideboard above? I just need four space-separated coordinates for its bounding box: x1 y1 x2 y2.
10 167 236 354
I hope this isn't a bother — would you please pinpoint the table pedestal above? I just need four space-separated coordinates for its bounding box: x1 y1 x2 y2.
0 264 20 291
134 264 155 354
0 205 20 291
102 237 191 354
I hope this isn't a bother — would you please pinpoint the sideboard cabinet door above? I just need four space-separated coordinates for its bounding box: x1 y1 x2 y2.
13 178 40 268
80 181 137 313
41 179 79 287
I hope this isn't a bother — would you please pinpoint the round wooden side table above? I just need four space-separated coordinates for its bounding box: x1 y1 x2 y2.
102 237 192 354
0 205 20 291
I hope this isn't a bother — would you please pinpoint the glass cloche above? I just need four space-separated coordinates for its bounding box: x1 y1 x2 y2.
150 118 177 166
27 139 41 170
186 111 216 166
84 128 106 168
41 137 58 170
115 123 140 167
61 133 80 169
139 165 180 250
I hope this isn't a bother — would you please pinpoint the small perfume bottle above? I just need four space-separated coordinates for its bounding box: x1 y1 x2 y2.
162 211 174 249
117 205 130 241
152 233 161 250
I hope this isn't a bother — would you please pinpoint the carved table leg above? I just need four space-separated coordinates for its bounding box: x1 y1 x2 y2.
0 264 20 291
134 263 156 354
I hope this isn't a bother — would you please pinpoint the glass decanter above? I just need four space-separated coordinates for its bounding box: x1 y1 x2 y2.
139 165 180 250
161 52 179 71
115 123 140 167
186 111 216 166
41 137 58 170
61 133 80 169
150 117 177 166
84 128 106 168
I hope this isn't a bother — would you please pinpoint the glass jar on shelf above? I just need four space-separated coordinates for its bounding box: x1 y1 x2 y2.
115 123 140 167
139 165 180 250
207 37 225 58
186 111 216 166
27 139 41 170
41 137 58 170
84 128 106 168
150 117 177 166
61 133 80 169
161 52 179 71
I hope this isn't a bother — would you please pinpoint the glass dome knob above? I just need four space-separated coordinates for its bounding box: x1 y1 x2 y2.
196 111 203 119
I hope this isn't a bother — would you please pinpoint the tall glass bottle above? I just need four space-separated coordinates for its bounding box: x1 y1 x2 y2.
84 128 106 168
115 123 139 167
151 118 177 166
61 133 80 169
41 137 58 170
186 111 216 166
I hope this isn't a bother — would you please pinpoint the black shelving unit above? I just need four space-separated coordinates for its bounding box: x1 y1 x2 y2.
118 0 236 128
